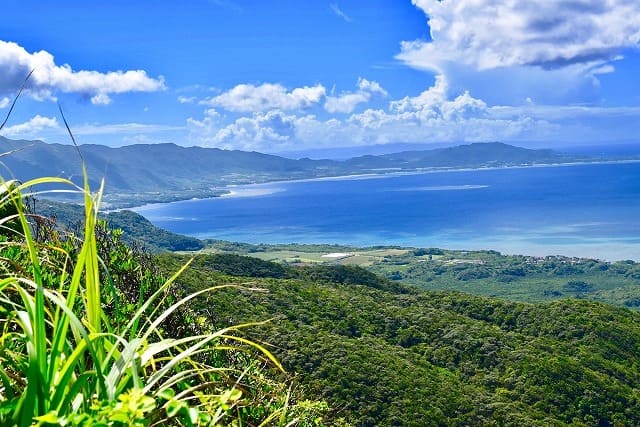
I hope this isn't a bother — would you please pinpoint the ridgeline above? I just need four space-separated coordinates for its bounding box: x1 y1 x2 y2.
2 137 590 208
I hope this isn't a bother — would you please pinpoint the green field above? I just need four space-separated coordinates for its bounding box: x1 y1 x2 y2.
201 240 640 307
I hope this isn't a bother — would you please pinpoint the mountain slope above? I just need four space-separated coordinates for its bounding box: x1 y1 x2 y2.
0 137 580 207
34 199 203 252
0 137 320 192
379 142 561 167
156 253 640 426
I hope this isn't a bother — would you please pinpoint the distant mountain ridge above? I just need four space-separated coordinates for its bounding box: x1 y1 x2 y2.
0 137 587 207
343 142 562 169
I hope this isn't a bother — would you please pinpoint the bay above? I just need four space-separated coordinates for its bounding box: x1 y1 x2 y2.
133 162 640 260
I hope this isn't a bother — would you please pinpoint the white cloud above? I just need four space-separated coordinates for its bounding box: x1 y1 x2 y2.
90 93 112 106
330 3 352 23
187 76 563 151
1 117 184 144
325 78 388 114
203 83 326 112
188 109 299 150
177 95 197 104
1 115 59 137
0 97 9 109
120 133 177 146
390 74 448 113
400 0 640 72
187 70 640 153
189 94 640 151
203 79 386 115
357 78 387 96
389 75 487 120
340 75 543 144
0 40 165 104
325 93 371 114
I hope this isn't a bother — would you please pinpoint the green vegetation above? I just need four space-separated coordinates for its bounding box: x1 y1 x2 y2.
368 249 640 306
203 241 640 308
154 252 640 426
35 199 204 253
9 192 640 425
0 174 319 424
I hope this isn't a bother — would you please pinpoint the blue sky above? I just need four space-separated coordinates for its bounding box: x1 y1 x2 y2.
1 0 640 154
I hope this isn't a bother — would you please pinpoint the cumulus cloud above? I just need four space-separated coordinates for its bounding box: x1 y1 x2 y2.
203 83 326 112
325 78 388 114
341 75 539 144
0 97 9 109
0 40 165 105
188 108 301 150
0 115 59 137
90 93 112 106
187 76 562 152
190 91 640 151
187 66 640 152
325 93 371 114
399 0 640 72
390 75 486 120
357 78 387 96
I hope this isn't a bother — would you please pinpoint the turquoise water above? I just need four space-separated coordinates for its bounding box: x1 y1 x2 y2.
134 162 640 260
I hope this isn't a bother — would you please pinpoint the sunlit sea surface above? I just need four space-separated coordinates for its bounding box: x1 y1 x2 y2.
133 162 640 260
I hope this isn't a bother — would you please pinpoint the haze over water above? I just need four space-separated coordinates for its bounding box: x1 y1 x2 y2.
135 162 640 261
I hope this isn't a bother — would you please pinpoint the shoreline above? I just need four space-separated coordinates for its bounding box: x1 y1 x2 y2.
127 158 640 262
129 158 640 210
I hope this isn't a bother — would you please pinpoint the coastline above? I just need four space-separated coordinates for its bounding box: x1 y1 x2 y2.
128 158 640 262
129 158 640 210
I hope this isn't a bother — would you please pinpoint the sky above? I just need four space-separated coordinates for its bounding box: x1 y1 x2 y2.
1 0 640 154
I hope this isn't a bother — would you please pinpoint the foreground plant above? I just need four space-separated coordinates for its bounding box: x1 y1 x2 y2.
0 164 322 426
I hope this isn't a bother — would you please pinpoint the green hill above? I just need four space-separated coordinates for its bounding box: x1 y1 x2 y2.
1 137 583 207
376 142 562 167
156 253 640 426
34 199 203 252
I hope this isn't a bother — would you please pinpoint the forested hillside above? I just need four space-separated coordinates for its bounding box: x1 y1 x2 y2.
9 193 640 425
1 137 584 207
34 199 203 252
157 253 640 426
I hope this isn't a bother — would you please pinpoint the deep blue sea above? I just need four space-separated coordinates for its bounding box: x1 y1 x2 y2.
133 162 640 260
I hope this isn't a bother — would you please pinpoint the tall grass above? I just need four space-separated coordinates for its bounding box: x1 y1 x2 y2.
0 97 322 425
0 172 296 426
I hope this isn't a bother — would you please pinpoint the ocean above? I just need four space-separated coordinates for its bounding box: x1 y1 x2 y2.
133 162 640 260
